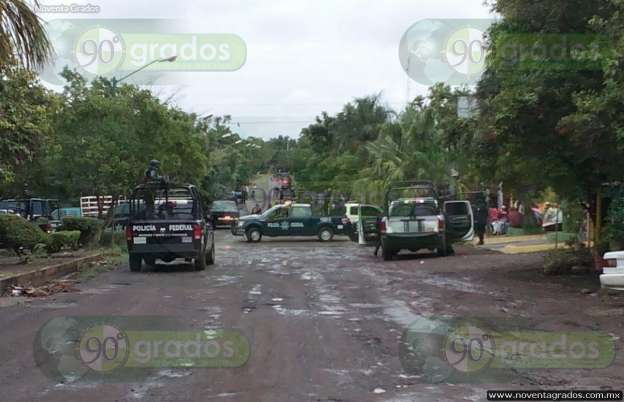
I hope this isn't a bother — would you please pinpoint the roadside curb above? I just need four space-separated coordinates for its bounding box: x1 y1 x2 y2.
0 253 104 295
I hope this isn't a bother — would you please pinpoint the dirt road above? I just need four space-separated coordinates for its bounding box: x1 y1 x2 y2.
0 232 622 402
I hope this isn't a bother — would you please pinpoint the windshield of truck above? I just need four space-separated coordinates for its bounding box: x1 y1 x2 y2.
0 201 19 211
389 200 439 217
51 208 81 220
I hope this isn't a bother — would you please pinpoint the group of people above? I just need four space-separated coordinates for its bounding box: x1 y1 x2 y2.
472 194 517 245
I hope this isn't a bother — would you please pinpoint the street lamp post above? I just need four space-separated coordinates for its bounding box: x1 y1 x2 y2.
112 55 177 87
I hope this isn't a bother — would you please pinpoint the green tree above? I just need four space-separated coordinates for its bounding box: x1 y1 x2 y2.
476 0 618 219
46 69 208 205
295 95 390 192
0 65 57 189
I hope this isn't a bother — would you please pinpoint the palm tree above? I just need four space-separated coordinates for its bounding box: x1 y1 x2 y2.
350 105 451 204
363 105 451 185
0 0 52 69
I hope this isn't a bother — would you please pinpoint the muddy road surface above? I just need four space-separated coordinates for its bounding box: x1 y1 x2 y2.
0 232 622 402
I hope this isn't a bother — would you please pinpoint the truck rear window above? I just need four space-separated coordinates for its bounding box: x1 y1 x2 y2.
389 202 438 217
131 199 196 220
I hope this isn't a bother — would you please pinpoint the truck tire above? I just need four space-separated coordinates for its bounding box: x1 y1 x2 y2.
194 249 206 271
436 236 448 257
348 230 358 242
382 240 394 261
318 227 334 242
246 227 262 243
129 253 142 272
206 239 215 265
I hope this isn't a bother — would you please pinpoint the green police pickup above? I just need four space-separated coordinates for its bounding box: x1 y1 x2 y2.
232 203 351 242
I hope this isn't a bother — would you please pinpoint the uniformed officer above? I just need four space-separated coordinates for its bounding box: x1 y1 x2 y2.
473 192 489 245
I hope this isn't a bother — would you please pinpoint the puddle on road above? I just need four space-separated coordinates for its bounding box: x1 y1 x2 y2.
349 303 385 309
213 275 240 286
380 297 430 328
248 284 262 296
32 302 78 309
272 304 309 317
420 276 482 294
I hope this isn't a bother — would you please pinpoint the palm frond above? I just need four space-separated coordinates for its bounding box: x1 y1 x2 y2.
0 0 52 69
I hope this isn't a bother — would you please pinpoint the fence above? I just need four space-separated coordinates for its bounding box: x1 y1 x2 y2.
80 196 125 218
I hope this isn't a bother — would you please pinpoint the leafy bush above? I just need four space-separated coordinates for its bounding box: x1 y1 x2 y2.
543 247 592 275
0 214 48 253
59 216 103 245
561 199 584 234
99 230 127 252
46 231 81 253
603 192 624 247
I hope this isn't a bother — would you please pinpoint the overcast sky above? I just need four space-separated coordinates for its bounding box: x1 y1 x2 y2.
38 0 494 139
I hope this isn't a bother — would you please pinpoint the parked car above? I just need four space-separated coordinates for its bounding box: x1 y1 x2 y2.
0 198 59 232
361 181 474 260
209 200 240 228
50 207 82 230
232 202 351 242
126 182 215 272
344 203 383 242
601 251 624 291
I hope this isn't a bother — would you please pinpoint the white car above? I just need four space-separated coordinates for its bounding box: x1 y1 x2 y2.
344 203 383 242
601 251 624 291
344 203 383 225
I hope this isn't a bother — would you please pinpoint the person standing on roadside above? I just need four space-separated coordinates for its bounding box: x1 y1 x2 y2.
473 193 488 245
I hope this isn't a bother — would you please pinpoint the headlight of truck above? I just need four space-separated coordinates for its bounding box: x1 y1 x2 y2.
238 221 244 227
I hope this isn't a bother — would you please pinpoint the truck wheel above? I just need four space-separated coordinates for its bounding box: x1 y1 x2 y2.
206 239 215 265
436 236 448 257
246 227 262 243
129 254 142 272
318 227 334 242
382 241 394 261
194 250 206 271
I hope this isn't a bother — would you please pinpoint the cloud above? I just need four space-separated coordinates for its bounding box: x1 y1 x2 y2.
39 0 493 139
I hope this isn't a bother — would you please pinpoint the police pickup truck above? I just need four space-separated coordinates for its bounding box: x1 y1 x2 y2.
360 181 474 260
126 182 215 272
232 203 350 242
